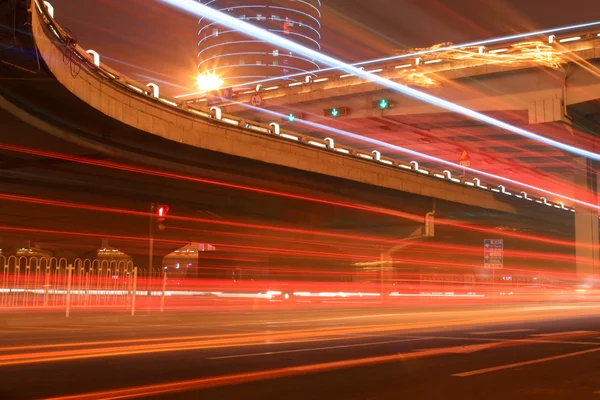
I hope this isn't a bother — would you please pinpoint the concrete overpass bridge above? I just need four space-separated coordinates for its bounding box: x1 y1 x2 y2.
223 29 600 190
0 1 594 275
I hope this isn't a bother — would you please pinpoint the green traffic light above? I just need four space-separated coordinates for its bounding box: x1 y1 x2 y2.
288 113 296 122
378 99 389 109
330 108 340 117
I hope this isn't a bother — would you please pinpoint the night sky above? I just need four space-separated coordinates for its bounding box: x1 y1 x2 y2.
49 0 598 95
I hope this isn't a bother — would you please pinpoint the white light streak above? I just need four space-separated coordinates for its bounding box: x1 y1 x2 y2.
161 0 600 164
559 36 581 43
177 20 600 98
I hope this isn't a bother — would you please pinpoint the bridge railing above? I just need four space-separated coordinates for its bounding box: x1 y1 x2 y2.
228 29 600 95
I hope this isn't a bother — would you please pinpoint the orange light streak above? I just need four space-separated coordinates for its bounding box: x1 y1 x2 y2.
41 304 600 400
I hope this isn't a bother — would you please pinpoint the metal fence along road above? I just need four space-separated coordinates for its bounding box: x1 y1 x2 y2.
0 256 170 316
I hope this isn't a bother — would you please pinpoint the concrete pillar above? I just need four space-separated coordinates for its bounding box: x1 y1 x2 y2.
574 157 600 277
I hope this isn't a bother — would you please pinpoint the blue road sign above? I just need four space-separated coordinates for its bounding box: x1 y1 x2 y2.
484 239 503 269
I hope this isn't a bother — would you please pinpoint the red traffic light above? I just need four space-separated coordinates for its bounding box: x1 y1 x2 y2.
155 204 169 222
157 205 169 217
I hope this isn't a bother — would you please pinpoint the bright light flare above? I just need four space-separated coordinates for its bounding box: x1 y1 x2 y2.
196 73 223 91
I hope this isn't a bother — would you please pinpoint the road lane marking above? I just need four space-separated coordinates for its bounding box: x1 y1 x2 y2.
266 322 345 328
414 342 499 354
531 331 596 337
207 337 429 360
10 326 81 332
469 329 535 335
407 334 600 346
221 312 449 326
452 347 600 377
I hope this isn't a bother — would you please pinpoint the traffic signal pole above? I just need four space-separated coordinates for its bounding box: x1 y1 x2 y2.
148 202 155 275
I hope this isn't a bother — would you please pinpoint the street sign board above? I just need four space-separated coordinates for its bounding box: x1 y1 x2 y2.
206 87 232 107
484 239 503 269
249 93 263 107
459 150 471 167
324 107 348 117
372 99 394 109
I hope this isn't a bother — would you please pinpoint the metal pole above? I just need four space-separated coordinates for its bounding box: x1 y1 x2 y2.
131 267 138 316
148 203 154 276
148 203 155 314
379 248 384 297
65 264 73 318
43 266 49 306
160 271 167 312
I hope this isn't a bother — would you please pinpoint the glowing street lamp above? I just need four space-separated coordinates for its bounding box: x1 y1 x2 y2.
196 73 224 92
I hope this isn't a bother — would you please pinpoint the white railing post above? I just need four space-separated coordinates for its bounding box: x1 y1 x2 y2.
210 106 222 120
146 83 159 98
43 266 50 306
131 267 138 316
65 264 73 318
86 50 100 67
43 1 54 18
160 271 167 313
269 122 280 135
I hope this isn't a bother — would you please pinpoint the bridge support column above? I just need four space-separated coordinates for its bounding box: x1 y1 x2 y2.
377 201 436 293
574 157 600 277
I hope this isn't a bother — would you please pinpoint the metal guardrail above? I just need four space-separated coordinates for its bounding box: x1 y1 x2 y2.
0 256 135 311
0 255 172 316
33 1 578 213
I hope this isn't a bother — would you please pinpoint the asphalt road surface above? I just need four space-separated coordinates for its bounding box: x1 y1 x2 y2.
2 303 600 399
